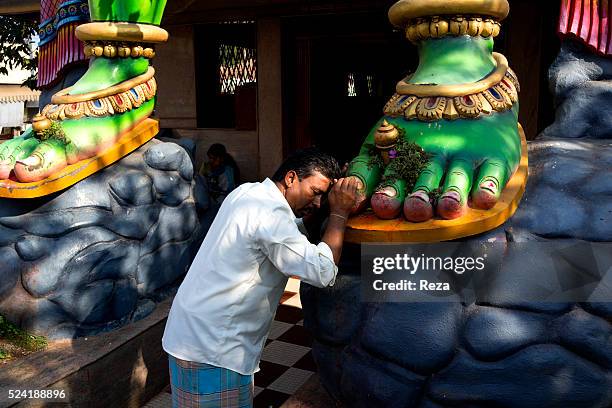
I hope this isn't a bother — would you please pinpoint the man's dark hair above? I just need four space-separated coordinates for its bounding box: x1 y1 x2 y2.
272 148 341 182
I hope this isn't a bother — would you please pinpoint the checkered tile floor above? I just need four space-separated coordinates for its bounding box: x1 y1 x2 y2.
144 278 313 408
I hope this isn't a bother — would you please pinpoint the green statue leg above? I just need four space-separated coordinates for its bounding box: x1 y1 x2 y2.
0 0 166 183
68 58 149 95
371 175 407 220
88 0 166 25
68 0 166 95
404 155 445 222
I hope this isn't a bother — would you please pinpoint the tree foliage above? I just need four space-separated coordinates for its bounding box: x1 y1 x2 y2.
0 14 39 89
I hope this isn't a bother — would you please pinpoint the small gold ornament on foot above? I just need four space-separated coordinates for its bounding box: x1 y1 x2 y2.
32 113 52 136
375 120 400 165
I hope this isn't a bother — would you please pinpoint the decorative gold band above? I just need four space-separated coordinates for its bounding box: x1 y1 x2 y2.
42 77 157 121
76 22 169 43
84 41 156 59
51 67 155 104
396 52 508 97
385 65 520 122
389 0 510 27
406 16 501 43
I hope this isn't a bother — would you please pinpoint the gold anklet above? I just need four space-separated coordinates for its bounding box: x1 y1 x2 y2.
76 22 168 43
83 41 156 59
385 55 520 122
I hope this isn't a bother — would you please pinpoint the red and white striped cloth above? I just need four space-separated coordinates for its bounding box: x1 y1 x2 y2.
38 22 86 88
37 0 88 88
559 0 612 56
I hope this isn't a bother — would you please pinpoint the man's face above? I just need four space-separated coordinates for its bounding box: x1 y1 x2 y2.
284 170 332 217
207 154 223 170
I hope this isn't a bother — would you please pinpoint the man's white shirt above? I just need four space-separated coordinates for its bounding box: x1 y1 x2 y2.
162 178 338 375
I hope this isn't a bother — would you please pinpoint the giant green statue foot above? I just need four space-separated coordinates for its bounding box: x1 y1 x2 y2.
354 109 520 222
0 97 155 183
348 1 522 222
0 0 167 186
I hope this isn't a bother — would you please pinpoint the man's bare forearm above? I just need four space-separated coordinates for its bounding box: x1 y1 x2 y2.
321 212 348 264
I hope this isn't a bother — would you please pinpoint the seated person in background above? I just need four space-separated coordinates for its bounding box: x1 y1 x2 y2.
200 143 240 205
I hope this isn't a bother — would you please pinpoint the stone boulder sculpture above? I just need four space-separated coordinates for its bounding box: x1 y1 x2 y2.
0 140 207 339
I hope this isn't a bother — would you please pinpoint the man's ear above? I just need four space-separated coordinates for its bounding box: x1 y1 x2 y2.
285 171 297 187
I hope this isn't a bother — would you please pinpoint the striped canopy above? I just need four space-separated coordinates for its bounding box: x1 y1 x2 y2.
37 0 89 88
559 0 612 56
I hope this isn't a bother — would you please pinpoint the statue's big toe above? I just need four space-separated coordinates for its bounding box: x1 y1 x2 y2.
371 186 403 219
14 156 46 183
14 148 67 183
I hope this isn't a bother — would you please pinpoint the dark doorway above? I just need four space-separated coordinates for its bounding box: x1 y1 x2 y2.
283 12 418 164
194 22 257 130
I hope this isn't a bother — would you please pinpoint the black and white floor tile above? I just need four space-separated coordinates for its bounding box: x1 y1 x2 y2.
254 302 316 407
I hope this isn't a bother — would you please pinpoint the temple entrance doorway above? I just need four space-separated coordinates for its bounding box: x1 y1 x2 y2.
283 12 417 164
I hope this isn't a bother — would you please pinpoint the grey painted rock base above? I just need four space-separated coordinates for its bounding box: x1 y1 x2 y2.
540 39 612 140
0 140 208 339
303 137 612 407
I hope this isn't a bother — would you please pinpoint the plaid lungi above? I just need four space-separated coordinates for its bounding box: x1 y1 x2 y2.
168 355 254 408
